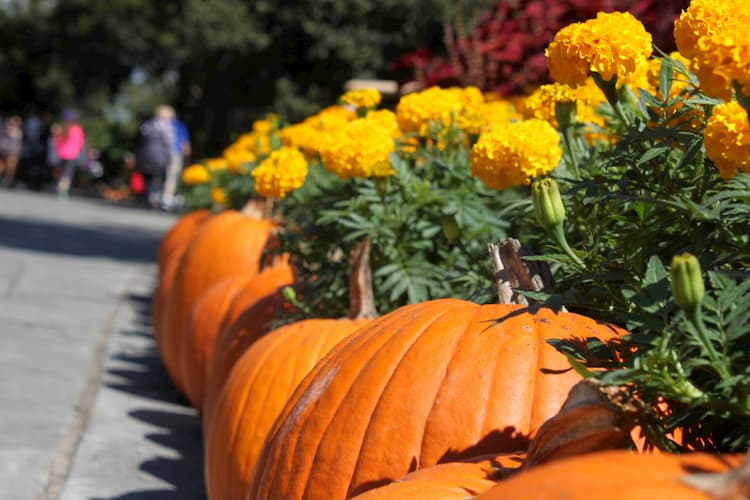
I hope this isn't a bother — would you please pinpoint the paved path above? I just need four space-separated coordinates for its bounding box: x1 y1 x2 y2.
0 189 206 500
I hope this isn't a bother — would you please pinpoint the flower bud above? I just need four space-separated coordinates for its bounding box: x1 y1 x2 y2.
532 178 566 230
374 176 390 198
281 286 299 305
441 215 461 243
671 253 705 310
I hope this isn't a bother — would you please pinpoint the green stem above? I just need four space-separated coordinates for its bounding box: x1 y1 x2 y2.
592 72 631 127
685 305 731 380
551 222 585 270
561 125 581 179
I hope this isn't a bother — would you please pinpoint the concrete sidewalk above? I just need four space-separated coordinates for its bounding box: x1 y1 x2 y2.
0 189 205 500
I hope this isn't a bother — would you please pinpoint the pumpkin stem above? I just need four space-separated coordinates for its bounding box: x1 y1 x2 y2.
241 199 266 219
487 239 556 305
522 379 643 470
680 455 750 500
349 237 379 320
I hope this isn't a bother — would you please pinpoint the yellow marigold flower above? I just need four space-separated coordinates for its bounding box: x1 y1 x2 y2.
182 164 211 185
693 31 750 100
704 100 750 180
223 142 257 173
470 119 562 190
546 11 653 87
252 146 308 198
363 109 401 138
481 99 522 133
319 115 396 179
522 83 579 126
341 88 382 109
673 0 740 60
396 86 486 136
206 157 229 171
281 106 355 156
211 187 228 206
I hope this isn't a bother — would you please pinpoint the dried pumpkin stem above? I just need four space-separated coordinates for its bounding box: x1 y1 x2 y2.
348 237 379 320
522 379 643 470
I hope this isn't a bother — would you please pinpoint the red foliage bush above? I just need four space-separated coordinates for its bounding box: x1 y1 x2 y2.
391 0 689 96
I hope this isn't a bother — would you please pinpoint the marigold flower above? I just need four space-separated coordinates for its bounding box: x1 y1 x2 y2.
341 88 382 109
396 86 485 136
673 0 750 100
182 164 211 185
545 11 653 87
252 147 308 198
470 119 562 190
281 105 355 156
211 187 228 207
673 0 740 60
206 158 229 171
703 100 750 179
480 98 522 133
319 114 396 179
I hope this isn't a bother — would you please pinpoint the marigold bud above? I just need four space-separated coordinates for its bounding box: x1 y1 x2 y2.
671 253 705 310
441 215 461 243
532 178 566 230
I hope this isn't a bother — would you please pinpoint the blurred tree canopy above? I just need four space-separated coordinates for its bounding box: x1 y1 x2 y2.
0 0 454 159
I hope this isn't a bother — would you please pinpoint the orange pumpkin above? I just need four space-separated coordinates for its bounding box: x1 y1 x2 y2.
156 208 211 276
201 263 295 424
350 453 523 500
159 210 276 392
475 450 745 499
152 209 211 344
248 299 624 499
204 317 371 500
178 272 258 410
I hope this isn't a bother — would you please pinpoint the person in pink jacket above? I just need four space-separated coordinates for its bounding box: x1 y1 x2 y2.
52 108 86 198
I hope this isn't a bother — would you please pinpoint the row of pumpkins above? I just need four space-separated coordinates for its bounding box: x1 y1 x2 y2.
153 206 745 499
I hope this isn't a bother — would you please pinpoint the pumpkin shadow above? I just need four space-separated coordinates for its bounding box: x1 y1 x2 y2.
349 427 530 497
90 293 205 499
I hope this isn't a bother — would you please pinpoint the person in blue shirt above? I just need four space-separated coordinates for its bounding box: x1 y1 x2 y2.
161 107 191 210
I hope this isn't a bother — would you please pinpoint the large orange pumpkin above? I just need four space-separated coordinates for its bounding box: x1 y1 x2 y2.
201 264 295 424
152 209 211 345
248 299 624 499
159 210 276 392
475 450 745 499
204 317 371 500
350 453 523 500
178 272 258 410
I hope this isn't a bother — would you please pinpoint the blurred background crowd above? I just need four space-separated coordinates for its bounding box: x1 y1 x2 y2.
0 0 687 209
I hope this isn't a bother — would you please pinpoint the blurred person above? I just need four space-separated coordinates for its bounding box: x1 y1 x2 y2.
134 105 173 208
0 115 23 187
52 109 86 198
19 110 50 190
161 109 191 210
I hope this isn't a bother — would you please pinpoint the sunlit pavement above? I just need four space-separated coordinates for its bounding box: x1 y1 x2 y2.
0 189 206 500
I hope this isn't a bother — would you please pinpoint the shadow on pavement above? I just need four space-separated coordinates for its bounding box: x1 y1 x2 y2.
97 293 206 500
0 215 162 262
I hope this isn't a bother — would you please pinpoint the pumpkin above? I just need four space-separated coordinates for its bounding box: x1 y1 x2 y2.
152 209 211 344
204 317 371 500
206 238 378 500
201 263 295 424
349 453 523 500
475 450 746 499
178 273 258 410
156 208 211 276
159 210 276 392
248 299 624 499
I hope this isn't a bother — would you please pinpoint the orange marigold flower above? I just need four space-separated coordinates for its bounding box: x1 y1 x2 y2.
704 100 750 179
545 11 653 87
252 147 308 198
182 164 211 185
470 119 562 190
341 88 382 109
